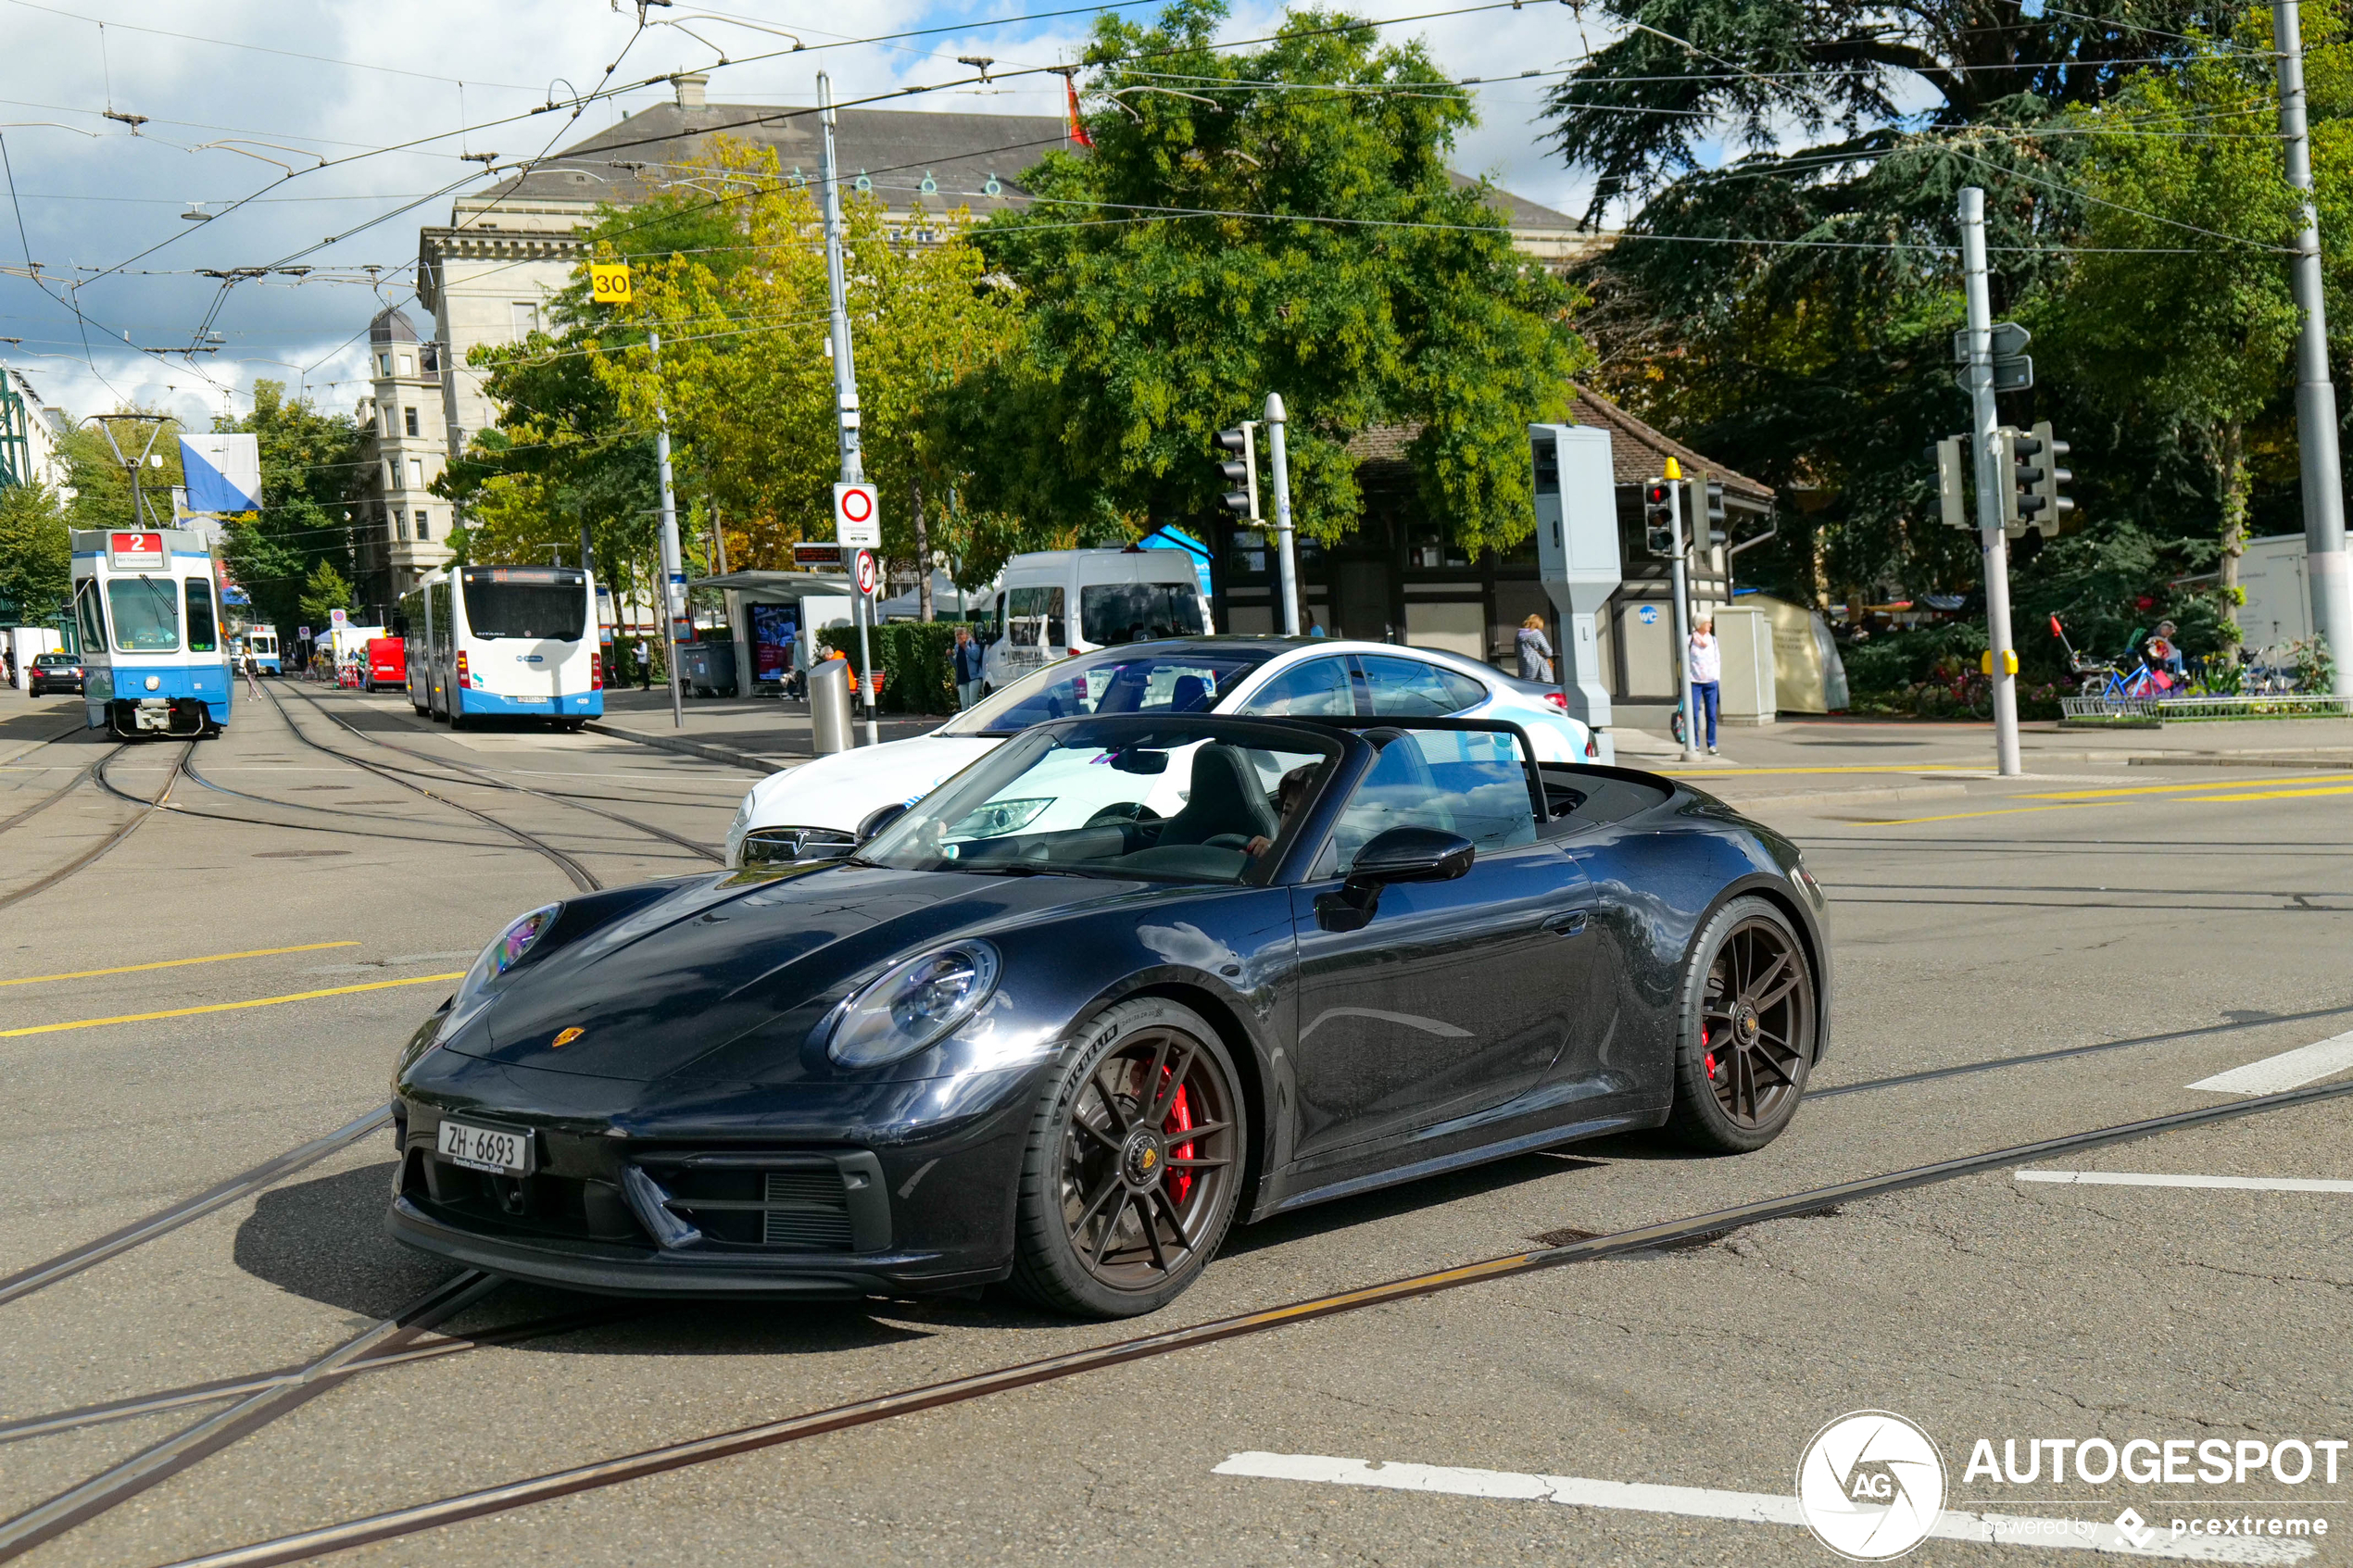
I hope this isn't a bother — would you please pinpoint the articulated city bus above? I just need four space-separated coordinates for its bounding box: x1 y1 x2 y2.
399 565 602 731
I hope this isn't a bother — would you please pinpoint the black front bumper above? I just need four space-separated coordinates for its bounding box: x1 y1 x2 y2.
388 1196 1002 1298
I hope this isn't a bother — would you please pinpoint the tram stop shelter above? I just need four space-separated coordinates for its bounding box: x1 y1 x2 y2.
689 570 857 697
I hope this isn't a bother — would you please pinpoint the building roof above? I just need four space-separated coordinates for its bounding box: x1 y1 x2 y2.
1342 386 1772 506
458 87 1592 240
370 307 421 345
1567 386 1772 503
470 101 1065 222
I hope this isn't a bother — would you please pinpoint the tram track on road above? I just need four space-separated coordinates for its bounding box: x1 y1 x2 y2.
5 1076 2327 1568
278 684 724 869
0 738 119 837
0 739 191 913
259 687 602 893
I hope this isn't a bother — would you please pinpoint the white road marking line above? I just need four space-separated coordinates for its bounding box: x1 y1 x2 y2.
1211 1453 2314 1563
2188 1030 2353 1095
2018 1170 2353 1194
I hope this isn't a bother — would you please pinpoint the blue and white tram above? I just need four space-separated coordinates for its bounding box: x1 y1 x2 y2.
401 565 602 731
70 527 233 738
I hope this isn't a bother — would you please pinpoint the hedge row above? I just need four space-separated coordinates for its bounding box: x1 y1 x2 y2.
818 621 975 715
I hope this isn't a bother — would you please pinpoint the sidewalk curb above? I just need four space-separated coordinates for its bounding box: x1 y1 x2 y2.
2124 753 2353 769
583 722 789 775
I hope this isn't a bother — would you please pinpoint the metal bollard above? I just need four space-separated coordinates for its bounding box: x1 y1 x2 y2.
808 655 853 755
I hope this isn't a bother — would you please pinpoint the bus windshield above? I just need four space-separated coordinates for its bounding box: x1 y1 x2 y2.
461 571 585 640
107 578 180 651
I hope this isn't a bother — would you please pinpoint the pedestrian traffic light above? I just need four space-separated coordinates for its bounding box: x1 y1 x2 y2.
1214 425 1259 521
1642 479 1676 557
2028 420 2073 537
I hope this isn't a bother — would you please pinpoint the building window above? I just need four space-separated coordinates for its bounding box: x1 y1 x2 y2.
409 458 425 488
396 509 409 542
511 301 541 336
377 351 391 376
421 343 439 373
404 407 419 436
396 352 413 376
414 509 431 541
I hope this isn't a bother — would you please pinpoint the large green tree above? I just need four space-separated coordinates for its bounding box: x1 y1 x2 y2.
215 382 366 634
950 0 1586 556
1541 0 2304 633
0 481 70 629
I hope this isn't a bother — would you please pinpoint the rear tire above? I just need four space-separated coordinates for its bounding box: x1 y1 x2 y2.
1009 997 1245 1319
1664 896 1815 1154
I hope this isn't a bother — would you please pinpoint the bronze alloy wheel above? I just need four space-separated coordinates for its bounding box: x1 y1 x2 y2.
1011 996 1247 1316
1667 897 1816 1152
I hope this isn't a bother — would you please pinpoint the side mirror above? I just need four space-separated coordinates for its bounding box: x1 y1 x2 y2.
1316 826 1475 932
1346 825 1475 887
856 801 910 844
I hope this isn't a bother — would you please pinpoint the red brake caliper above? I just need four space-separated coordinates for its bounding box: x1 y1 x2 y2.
1164 1080 1195 1205
1702 1025 1718 1083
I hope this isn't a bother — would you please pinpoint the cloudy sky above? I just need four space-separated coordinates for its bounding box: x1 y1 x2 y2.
0 0 1628 431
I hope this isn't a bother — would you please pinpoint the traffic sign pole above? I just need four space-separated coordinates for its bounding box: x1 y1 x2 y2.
820 72 877 746
650 329 686 730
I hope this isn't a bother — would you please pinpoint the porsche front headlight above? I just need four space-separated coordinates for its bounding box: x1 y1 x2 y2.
824 942 1001 1068
435 903 562 1044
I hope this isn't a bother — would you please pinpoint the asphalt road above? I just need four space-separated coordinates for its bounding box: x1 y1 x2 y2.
3 686 2349 1568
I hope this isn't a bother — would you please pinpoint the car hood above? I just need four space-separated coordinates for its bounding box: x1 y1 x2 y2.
432 862 1135 1086
743 734 1000 834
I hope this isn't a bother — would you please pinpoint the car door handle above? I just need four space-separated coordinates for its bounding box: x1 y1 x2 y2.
1544 910 1588 936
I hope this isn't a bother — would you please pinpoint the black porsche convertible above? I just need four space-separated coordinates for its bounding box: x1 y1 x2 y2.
389 712 1831 1318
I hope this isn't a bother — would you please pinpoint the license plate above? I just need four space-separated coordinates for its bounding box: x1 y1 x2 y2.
436 1118 533 1175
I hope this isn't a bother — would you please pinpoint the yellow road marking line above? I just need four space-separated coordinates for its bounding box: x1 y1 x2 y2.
2187 784 2353 804
0 972 463 1038
0 941 362 989
2020 774 2353 801
1864 801 2103 826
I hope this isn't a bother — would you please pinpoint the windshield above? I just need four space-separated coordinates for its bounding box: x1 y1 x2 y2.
939 646 1272 737
107 578 180 652
460 570 586 640
1080 582 1204 645
863 718 1339 885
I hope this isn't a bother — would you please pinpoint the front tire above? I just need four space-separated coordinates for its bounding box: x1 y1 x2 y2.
1664 896 1816 1153
1009 997 1245 1319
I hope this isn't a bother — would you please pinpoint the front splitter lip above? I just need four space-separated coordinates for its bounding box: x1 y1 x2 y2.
389 1198 1001 1299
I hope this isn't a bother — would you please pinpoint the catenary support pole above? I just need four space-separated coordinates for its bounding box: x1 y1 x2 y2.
1264 394 1300 636
1959 187 2022 776
820 71 878 744
649 331 686 728
2273 0 2353 693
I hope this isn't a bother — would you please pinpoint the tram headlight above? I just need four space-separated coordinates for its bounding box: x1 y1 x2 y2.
435 902 563 1045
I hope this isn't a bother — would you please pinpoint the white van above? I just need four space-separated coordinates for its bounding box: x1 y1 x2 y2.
979 547 1212 692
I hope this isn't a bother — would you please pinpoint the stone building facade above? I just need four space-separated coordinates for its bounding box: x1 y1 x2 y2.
350 307 455 619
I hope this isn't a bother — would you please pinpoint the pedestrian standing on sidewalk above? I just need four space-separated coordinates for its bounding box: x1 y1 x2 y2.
634 636 650 691
1516 614 1554 683
1688 615 1721 756
951 624 985 710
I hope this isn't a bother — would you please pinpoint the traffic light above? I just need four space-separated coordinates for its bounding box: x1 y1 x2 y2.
1933 437 1969 530
1998 426 2044 537
1214 425 1259 521
1642 478 1677 558
2028 420 2072 537
1684 476 1726 550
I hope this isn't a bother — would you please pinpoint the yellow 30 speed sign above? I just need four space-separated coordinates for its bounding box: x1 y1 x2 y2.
589 260 632 304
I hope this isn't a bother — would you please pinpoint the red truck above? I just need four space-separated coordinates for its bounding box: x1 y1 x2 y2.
365 635 407 693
